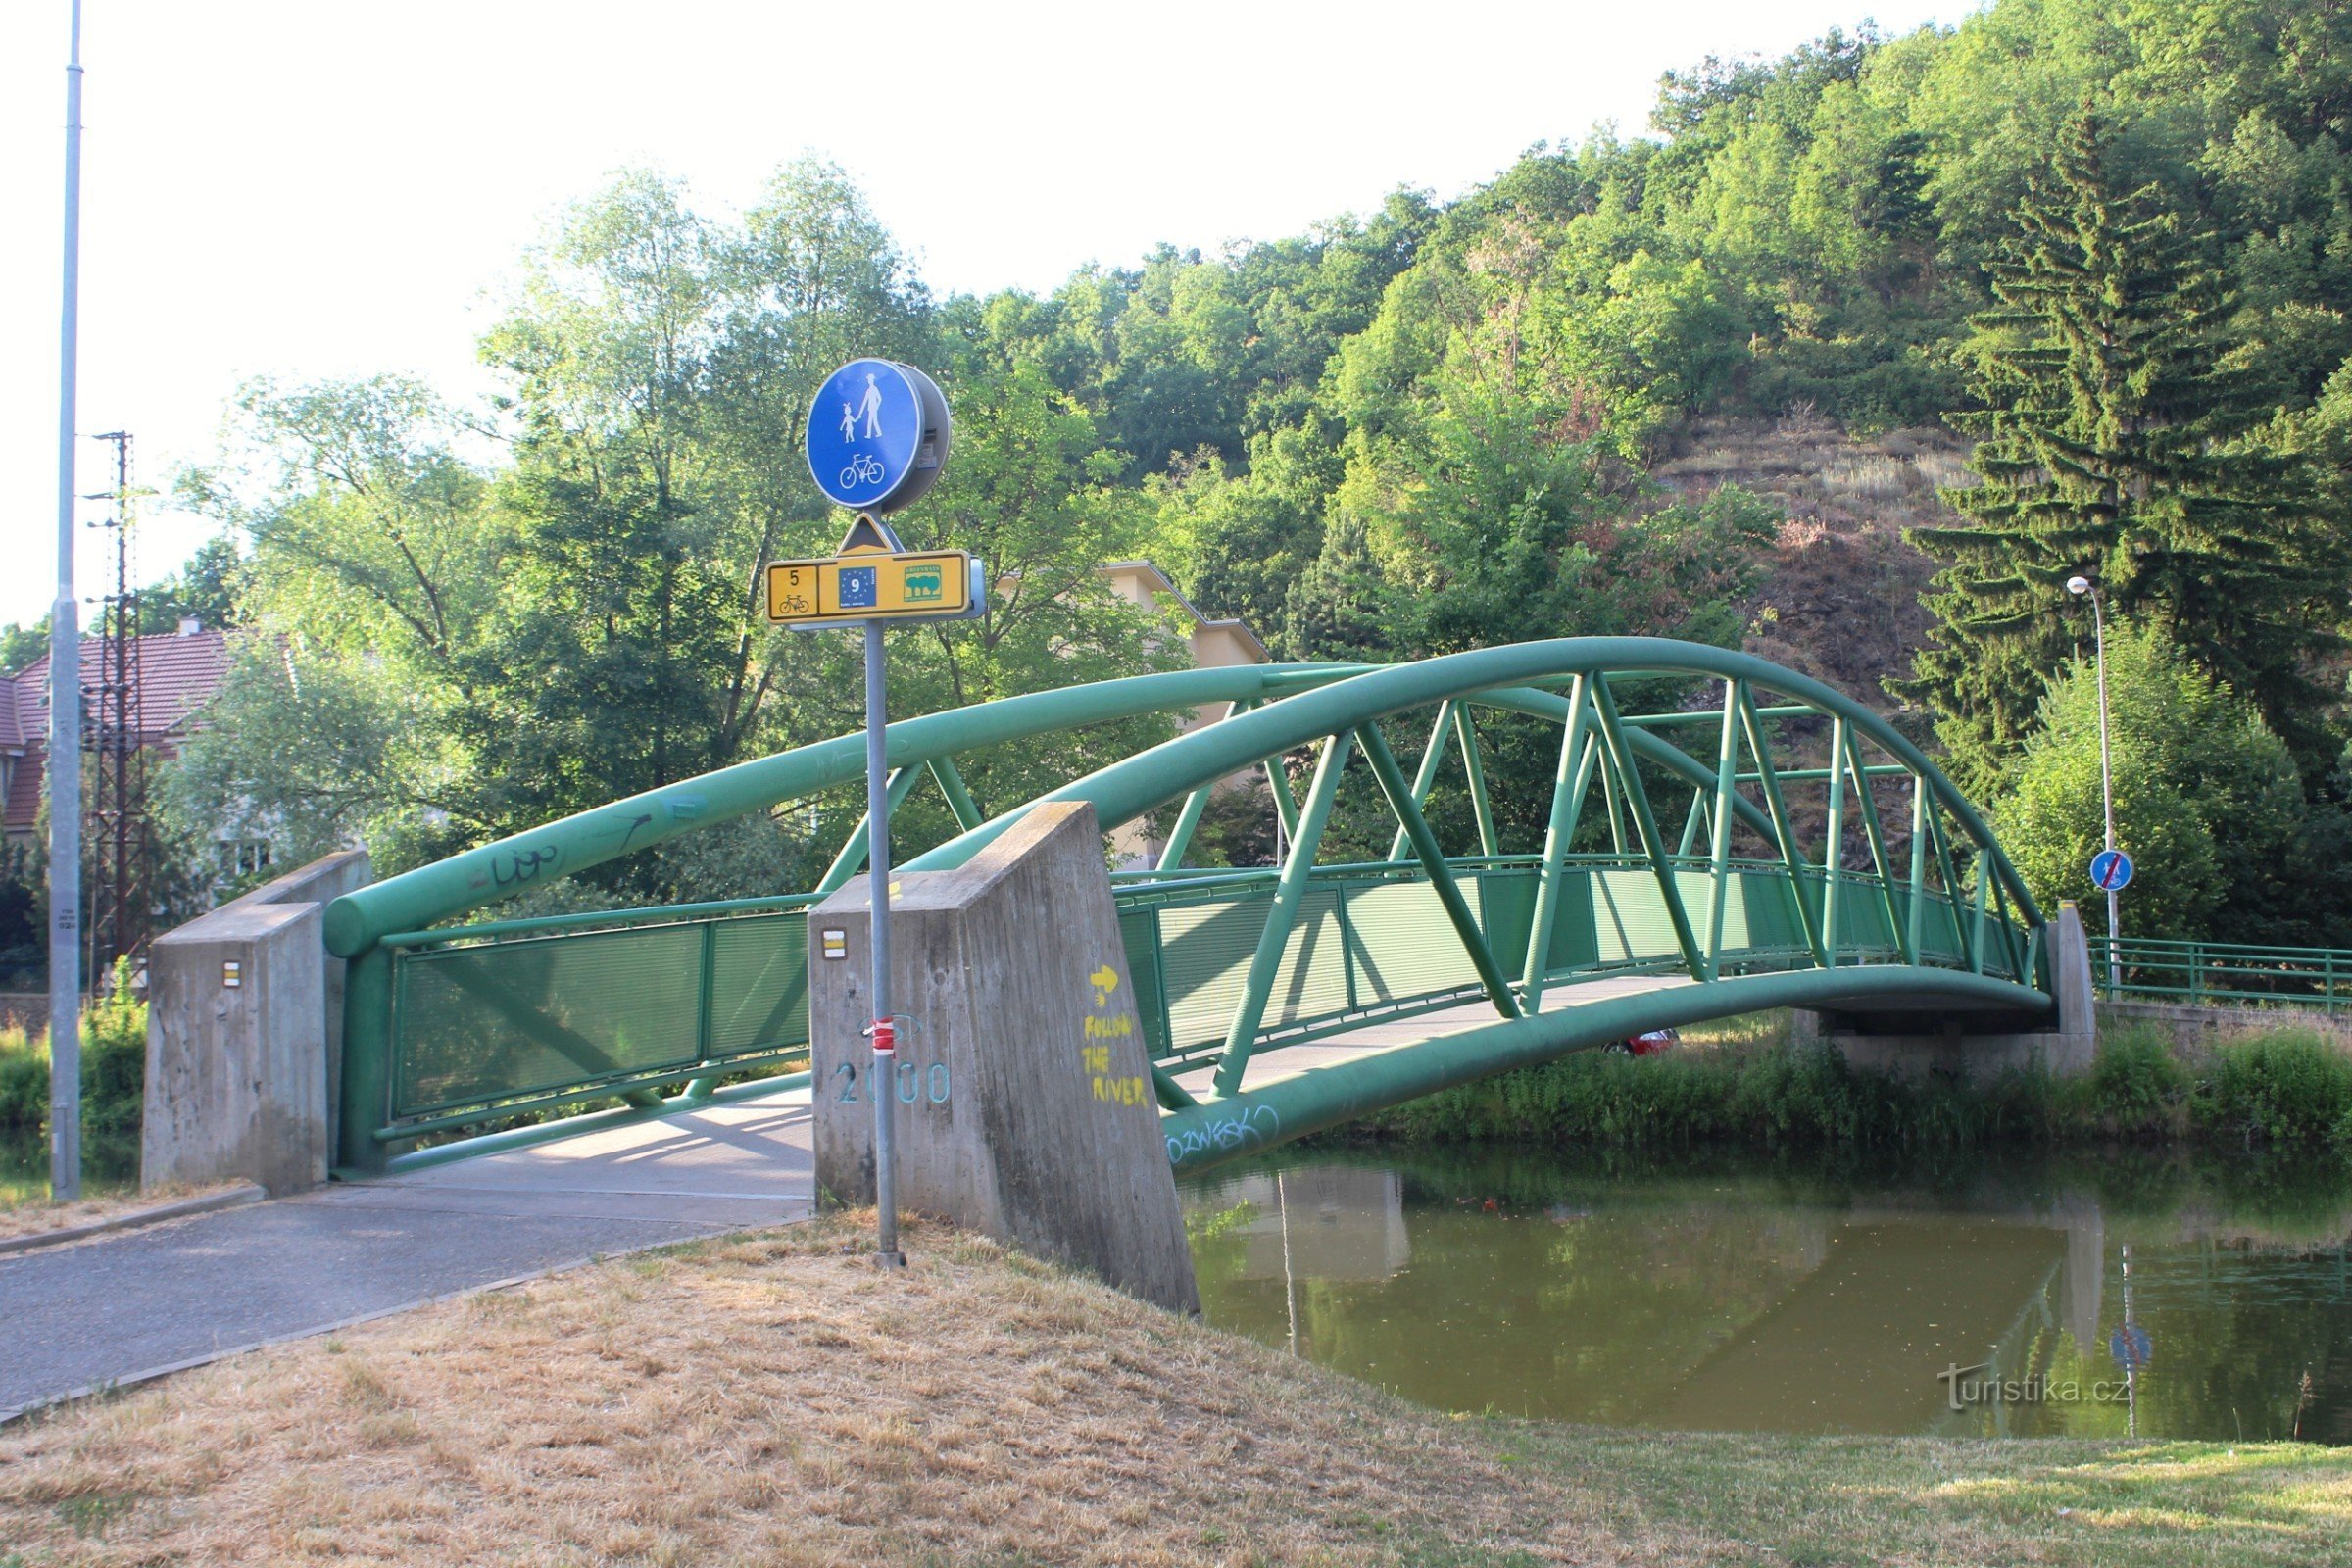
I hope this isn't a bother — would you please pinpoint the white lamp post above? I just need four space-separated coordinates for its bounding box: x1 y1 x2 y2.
2067 574 2122 989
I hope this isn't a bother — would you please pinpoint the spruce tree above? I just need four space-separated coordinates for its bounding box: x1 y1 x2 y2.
1905 107 2344 793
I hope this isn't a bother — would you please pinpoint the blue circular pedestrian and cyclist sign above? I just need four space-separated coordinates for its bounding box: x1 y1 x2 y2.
805 359 953 514
2089 848 2134 892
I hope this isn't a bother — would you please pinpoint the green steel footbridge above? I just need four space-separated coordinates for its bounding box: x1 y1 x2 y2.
320 638 2053 1179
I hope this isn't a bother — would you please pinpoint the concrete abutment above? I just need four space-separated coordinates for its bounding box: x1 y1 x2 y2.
808 801 1200 1314
1797 901 2095 1084
142 850 371 1196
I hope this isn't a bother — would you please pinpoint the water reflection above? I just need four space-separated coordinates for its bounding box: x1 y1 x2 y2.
1184 1148 2352 1445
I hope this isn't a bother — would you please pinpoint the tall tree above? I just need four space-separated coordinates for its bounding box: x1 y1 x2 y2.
1906 107 2346 791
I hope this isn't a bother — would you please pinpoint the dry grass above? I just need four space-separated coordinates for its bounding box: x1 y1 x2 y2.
0 1182 250 1245
1 1214 2344 1567
0 1217 1593 1567
1654 413 1972 707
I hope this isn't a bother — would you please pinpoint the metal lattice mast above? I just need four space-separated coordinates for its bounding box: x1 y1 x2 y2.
87 431 154 983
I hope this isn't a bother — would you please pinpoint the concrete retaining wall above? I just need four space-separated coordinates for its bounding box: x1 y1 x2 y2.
142 850 371 1196
2095 997 2352 1043
808 802 1200 1314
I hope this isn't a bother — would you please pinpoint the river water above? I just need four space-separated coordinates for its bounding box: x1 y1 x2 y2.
1182 1146 2352 1445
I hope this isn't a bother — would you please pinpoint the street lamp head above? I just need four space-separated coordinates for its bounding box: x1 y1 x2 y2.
2066 575 2092 596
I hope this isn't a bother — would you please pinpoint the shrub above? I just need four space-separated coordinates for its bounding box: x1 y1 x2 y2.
2197 1029 2352 1152
2083 1024 2189 1136
0 961 148 1134
0 1024 44 1127
1342 1021 2352 1160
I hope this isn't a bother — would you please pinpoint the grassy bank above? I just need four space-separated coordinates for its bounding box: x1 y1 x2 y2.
1349 1016 2352 1159
0 1215 2342 1566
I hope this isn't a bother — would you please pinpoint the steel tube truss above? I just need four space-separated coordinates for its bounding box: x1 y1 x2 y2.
328 640 2051 1175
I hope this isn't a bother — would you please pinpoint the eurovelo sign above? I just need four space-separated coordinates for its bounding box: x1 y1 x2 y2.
773 360 981 1272
2089 848 2134 893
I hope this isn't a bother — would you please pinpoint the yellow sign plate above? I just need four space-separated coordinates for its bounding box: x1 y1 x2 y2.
763 549 973 624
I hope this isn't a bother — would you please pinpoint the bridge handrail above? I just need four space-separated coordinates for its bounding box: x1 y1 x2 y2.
2094 934 2352 960
380 891 824 950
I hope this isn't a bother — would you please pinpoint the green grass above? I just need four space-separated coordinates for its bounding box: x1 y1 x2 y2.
1503 1421 2352 1566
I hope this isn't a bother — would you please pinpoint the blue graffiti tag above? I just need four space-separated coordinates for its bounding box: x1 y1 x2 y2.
1164 1102 1282 1165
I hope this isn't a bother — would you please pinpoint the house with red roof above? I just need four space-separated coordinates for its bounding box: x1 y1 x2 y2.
2 621 234 845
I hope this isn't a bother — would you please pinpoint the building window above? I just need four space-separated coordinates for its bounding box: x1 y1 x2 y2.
220 840 272 879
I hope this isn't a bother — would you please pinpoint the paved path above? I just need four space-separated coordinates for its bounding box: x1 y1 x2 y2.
0 1091 815 1420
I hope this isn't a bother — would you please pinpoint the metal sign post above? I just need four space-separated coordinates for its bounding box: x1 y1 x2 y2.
774 360 973 1268
861 615 900 1265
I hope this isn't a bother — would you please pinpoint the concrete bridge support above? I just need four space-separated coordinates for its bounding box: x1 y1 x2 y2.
1802 902 2096 1084
142 851 371 1196
808 802 1200 1314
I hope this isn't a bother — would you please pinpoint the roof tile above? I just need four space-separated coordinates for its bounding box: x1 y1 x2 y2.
4 629 235 832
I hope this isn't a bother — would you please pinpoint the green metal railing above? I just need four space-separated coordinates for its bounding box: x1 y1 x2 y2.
376 894 817 1140
371 855 2032 1147
2090 935 2352 1014
1112 854 2023 1072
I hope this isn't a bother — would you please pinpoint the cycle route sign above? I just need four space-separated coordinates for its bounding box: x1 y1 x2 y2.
806 358 952 514
768 361 981 629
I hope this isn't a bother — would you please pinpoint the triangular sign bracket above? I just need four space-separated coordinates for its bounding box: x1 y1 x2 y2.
837 513 904 556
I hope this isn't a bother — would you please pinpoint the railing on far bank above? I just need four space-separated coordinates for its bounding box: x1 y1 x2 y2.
2090 935 2352 1015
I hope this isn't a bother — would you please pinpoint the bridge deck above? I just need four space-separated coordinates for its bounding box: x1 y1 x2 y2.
1167 974 1698 1096
369 1096 817 1224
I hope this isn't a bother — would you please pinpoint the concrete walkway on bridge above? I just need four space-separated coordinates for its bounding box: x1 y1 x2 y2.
1 972 1691 1421
1166 974 1697 1096
0 1092 817 1421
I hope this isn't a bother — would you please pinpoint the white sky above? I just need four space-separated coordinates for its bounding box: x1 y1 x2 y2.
0 0 1969 632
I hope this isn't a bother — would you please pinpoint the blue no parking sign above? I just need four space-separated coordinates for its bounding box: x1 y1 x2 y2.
805 359 952 514
2089 848 2134 892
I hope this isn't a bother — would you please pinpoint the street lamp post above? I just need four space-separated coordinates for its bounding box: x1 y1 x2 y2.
2067 574 2122 990
48 0 87 1202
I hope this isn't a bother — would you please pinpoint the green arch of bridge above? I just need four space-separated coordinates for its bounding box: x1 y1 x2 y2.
321 652 1784 957
906 637 2037 926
